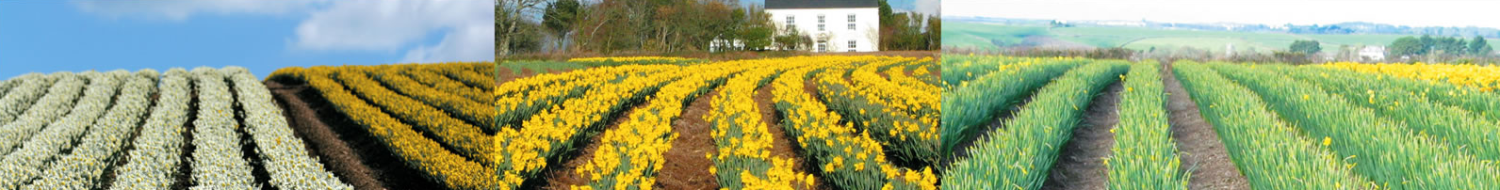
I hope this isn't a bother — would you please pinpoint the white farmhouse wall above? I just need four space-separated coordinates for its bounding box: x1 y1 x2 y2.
767 7 880 52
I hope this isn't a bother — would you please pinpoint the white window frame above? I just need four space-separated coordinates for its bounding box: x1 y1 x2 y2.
817 14 826 31
786 15 795 29
848 40 857 52
848 14 856 30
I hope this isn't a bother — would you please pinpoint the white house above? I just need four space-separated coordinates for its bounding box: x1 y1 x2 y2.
1359 46 1385 61
766 0 880 52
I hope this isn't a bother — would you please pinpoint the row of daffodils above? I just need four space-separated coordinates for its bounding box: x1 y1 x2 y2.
496 56 938 190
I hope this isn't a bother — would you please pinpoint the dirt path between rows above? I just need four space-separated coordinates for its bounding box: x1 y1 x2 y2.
541 100 653 190
265 80 385 190
1161 62 1251 190
267 78 439 189
754 80 824 190
658 87 724 190
941 90 1038 170
1040 81 1123 190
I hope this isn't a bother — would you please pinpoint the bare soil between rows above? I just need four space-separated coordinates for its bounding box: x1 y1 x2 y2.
1161 62 1251 190
657 87 725 190
1041 81 1123 190
266 78 437 189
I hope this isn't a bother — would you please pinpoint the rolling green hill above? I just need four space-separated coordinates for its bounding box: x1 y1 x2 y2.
944 21 1500 54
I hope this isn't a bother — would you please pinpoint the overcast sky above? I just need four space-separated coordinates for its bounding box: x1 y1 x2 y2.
945 0 1500 28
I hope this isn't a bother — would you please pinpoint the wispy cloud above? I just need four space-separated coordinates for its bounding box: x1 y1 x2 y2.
72 0 493 63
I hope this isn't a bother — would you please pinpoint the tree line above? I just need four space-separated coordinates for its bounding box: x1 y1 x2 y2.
1388 35 1493 57
497 0 939 56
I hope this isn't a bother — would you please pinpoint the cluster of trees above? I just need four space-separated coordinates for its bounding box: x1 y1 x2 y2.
1389 35 1493 57
498 0 941 56
499 0 807 55
877 0 940 51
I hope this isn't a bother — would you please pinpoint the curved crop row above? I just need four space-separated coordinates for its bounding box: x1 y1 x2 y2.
703 65 814 189
334 67 496 166
944 62 1127 189
1104 62 1189 189
110 69 194 189
26 70 157 189
940 58 1079 155
1172 62 1372 189
774 66 937 190
225 67 351 189
848 58 939 119
188 67 257 188
432 64 494 91
1281 66 1500 161
1210 63 1499 189
0 73 54 125
494 62 695 189
494 65 671 128
882 61 940 94
371 66 497 129
405 68 490 103
272 66 497 189
814 67 938 166
574 61 753 189
0 73 85 152
0 71 126 188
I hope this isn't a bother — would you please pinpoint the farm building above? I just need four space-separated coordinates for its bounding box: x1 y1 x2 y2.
766 0 881 52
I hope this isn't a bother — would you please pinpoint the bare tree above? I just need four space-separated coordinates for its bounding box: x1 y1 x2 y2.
497 0 548 56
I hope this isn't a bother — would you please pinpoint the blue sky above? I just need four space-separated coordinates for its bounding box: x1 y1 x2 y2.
1 0 494 79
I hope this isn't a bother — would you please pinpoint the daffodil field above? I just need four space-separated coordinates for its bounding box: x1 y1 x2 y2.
495 56 938 190
268 62 500 189
0 67 347 190
940 54 1500 190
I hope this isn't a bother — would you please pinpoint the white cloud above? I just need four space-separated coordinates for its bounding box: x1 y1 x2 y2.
73 0 494 63
293 0 492 53
401 25 495 63
72 0 328 21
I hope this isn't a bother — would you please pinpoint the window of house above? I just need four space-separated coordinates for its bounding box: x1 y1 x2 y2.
786 15 794 28
848 14 856 30
818 15 825 31
848 40 857 52
818 40 828 52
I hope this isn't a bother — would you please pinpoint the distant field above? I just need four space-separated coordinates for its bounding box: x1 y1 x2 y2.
944 21 1500 54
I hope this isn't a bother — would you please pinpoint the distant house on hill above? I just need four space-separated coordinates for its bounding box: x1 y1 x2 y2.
1360 46 1386 61
766 0 880 52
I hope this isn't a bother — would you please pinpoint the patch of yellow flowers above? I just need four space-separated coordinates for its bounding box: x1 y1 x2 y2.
495 63 694 189
774 65 938 190
1323 62 1500 92
270 66 497 189
574 59 759 189
704 60 816 189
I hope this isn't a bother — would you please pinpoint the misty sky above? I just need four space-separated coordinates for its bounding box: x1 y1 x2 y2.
944 0 1500 28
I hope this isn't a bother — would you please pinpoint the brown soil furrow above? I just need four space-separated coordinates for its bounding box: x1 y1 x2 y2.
1041 81 1123 190
539 99 653 190
657 87 724 190
942 89 1038 170
1161 62 1251 190
754 80 823 190
265 80 385 190
273 78 439 189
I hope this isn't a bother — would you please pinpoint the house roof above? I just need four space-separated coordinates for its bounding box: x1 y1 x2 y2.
765 0 877 9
